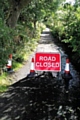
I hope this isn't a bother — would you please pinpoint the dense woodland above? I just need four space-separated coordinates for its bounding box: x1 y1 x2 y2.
0 0 80 74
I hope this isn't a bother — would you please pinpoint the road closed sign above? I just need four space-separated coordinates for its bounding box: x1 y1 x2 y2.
35 52 61 71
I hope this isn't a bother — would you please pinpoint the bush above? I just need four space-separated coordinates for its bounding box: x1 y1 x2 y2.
0 18 14 67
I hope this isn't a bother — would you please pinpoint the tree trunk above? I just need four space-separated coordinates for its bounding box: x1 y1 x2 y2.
6 8 20 28
6 0 32 28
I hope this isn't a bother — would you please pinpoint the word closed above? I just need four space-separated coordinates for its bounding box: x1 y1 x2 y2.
35 53 61 71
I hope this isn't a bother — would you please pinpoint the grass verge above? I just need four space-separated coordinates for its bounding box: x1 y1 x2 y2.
0 73 10 93
0 40 38 93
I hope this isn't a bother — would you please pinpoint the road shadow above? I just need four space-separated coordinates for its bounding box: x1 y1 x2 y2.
0 73 61 120
0 72 80 120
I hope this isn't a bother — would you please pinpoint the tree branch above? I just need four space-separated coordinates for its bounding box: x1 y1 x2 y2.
6 0 32 28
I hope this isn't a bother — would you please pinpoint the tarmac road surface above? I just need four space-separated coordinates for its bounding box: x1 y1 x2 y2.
0 28 80 120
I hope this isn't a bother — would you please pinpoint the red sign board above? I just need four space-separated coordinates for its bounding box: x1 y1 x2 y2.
35 52 61 71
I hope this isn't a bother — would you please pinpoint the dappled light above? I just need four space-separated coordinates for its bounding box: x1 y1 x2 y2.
0 0 80 119
0 72 80 119
0 29 80 120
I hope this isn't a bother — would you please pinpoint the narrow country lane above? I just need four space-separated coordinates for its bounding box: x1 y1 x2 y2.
0 28 80 120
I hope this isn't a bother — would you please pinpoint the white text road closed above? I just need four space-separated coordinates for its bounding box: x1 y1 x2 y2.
35 53 61 71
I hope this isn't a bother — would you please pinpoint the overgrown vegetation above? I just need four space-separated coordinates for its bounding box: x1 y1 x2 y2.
0 0 80 92
50 1 80 65
0 0 45 92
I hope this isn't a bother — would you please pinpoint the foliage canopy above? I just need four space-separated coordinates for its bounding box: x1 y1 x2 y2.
0 0 80 73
